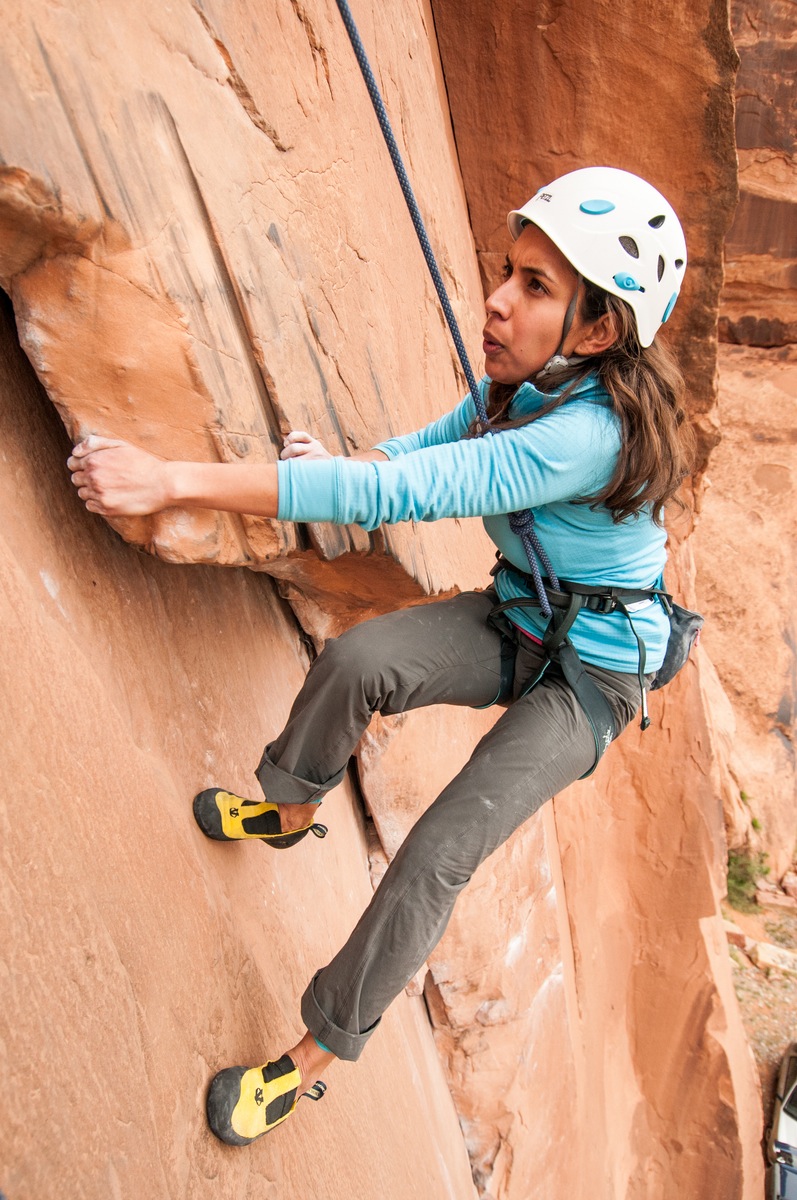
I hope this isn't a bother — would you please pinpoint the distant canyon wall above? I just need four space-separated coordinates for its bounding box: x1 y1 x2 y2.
695 0 796 886
721 0 796 347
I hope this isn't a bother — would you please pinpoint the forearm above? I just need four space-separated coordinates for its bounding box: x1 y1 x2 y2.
168 460 280 517
170 453 385 515
69 432 380 521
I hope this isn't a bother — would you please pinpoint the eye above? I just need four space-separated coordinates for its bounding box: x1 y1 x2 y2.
502 259 513 279
527 275 547 295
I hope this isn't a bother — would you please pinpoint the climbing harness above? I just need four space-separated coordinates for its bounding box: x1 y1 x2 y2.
487 557 701 774
336 1 701 769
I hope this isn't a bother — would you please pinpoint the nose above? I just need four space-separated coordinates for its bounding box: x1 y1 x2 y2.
485 278 512 319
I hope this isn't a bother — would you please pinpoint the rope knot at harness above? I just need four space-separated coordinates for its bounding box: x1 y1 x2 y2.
467 387 560 620
507 511 561 618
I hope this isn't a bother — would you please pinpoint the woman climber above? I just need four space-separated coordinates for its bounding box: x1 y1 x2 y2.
68 166 695 1146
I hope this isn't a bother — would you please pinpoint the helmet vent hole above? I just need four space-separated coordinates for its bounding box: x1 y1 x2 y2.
619 236 639 259
657 255 665 281
649 215 666 229
675 258 684 270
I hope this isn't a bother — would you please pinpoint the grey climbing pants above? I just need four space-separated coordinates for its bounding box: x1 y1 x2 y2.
256 589 643 1061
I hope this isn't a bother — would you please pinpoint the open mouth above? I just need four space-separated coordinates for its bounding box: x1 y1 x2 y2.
482 329 504 354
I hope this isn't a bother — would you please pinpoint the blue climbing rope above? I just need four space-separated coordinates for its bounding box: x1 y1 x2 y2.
507 512 558 618
334 0 485 428
335 0 560 609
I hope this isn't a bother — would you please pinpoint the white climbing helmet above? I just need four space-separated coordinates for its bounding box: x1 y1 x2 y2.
507 166 687 348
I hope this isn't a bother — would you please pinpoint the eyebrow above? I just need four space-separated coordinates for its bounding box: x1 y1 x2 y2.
505 254 556 285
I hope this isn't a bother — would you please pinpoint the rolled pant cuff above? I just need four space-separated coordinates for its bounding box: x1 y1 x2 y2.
300 971 379 1063
255 746 347 805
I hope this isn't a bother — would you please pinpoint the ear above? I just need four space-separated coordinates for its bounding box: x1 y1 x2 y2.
569 311 618 357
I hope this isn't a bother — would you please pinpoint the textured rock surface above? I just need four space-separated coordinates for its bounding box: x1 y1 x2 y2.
693 344 797 877
0 0 490 597
0 2 769 1199
0 297 478 1200
720 0 797 346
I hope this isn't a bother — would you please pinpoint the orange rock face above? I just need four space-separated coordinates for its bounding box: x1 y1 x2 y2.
0 0 490 593
721 0 797 347
0 2 768 1199
694 343 797 876
0 299 478 1199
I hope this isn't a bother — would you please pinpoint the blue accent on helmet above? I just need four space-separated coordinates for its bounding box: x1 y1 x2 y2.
613 272 641 291
580 199 616 215
662 292 678 323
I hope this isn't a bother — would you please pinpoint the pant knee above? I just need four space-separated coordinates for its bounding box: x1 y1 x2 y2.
312 624 393 707
318 624 377 675
393 820 476 895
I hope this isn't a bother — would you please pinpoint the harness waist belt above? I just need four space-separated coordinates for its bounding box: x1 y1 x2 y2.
491 556 668 613
489 555 667 746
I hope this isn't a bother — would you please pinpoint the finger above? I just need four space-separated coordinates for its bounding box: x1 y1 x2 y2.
73 435 123 456
71 435 101 456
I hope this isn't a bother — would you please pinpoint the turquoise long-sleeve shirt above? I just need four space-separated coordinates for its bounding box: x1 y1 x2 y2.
277 374 670 673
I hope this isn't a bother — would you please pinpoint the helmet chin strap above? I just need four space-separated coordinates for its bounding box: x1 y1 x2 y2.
536 275 584 381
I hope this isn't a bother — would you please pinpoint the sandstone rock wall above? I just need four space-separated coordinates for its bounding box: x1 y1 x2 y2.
697 0 796 875
0 0 492 616
693 345 797 877
0 294 478 1200
0 2 768 1199
720 0 796 347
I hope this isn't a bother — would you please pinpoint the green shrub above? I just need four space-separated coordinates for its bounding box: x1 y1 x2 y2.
727 849 770 912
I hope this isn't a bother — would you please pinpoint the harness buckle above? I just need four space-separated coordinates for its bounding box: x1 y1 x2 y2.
591 595 617 615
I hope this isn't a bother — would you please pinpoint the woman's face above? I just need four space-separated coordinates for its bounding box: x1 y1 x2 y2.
482 223 582 384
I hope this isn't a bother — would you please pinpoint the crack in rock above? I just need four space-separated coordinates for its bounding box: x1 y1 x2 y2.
191 4 292 151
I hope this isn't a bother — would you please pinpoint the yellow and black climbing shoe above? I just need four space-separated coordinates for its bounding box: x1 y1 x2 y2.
193 788 327 850
206 1055 327 1146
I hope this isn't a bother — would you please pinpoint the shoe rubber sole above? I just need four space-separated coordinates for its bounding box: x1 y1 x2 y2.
193 788 327 849
206 1058 301 1145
